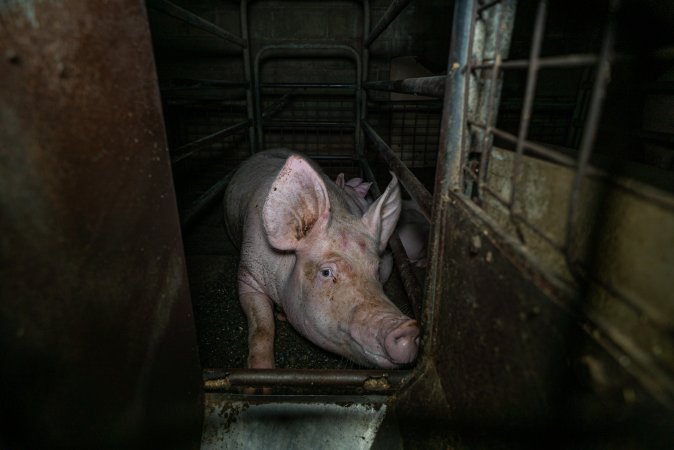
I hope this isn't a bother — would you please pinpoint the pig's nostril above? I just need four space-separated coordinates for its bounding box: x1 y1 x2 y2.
384 319 419 365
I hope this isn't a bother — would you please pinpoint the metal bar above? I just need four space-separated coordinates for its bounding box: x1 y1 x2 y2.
161 78 248 89
362 121 433 221
468 120 577 167
147 0 247 48
365 0 413 47
437 0 478 192
366 76 447 97
265 120 355 129
509 0 547 207
565 12 616 271
253 44 362 150
172 120 250 164
477 0 503 14
476 2 510 199
262 83 356 89
203 368 413 391
241 0 255 154
472 53 598 70
261 89 297 119
359 158 423 322
360 0 371 161
180 171 235 231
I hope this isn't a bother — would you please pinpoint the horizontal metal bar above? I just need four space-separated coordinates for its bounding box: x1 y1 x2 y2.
264 121 356 129
472 53 598 70
366 101 442 112
365 0 413 47
203 368 413 392
361 121 433 221
366 76 447 97
147 0 247 48
161 78 248 90
172 120 250 164
307 155 355 161
262 82 356 89
467 120 578 167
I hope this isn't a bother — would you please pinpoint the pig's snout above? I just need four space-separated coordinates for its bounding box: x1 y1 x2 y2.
384 319 419 365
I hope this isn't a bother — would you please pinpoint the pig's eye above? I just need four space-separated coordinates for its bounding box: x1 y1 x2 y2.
319 268 334 279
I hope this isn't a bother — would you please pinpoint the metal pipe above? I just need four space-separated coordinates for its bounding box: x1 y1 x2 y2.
508 0 546 207
172 120 250 165
262 83 356 89
365 0 413 47
366 76 447 97
359 158 423 321
361 121 433 221
240 0 256 154
565 12 616 271
264 121 355 129
253 45 362 150
472 53 598 70
181 171 235 231
436 0 477 193
203 368 413 392
148 0 247 48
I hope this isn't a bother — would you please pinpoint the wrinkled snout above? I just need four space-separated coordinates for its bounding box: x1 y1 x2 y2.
384 319 419 365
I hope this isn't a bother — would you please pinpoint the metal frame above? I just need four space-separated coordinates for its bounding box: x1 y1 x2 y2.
426 0 674 409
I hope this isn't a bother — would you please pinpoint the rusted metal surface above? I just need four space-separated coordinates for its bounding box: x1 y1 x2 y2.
202 394 391 449
203 369 412 393
0 2 202 448
366 75 447 98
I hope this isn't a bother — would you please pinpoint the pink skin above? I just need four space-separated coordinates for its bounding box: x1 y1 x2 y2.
225 150 419 372
337 174 430 283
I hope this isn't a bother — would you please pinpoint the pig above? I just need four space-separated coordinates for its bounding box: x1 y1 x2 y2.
336 175 430 283
224 149 419 370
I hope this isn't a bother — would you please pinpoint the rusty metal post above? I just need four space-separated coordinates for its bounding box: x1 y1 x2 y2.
0 2 203 448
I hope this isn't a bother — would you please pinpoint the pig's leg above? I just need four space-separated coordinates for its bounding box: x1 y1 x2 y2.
239 289 276 370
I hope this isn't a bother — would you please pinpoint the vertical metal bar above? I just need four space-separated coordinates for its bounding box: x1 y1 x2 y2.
359 0 371 161
422 0 479 360
565 7 616 269
436 0 478 193
476 3 507 198
509 0 547 208
241 0 256 154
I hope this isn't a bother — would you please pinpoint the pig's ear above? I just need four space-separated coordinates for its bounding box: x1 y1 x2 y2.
336 173 345 189
361 174 401 253
263 156 331 251
353 181 372 198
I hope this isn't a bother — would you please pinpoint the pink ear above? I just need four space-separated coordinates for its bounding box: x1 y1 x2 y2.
361 174 401 253
336 173 345 189
262 156 330 251
345 177 372 198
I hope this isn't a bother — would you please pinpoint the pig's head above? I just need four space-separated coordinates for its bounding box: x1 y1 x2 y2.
262 156 419 368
